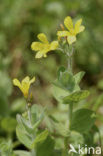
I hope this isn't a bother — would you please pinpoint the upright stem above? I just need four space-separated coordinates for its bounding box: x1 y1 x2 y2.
63 45 74 155
67 45 73 127
26 103 31 125
26 101 36 155
67 56 72 73
67 45 74 73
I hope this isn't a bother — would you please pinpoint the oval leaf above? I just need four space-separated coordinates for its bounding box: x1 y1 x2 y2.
70 109 96 133
16 125 32 149
63 90 90 104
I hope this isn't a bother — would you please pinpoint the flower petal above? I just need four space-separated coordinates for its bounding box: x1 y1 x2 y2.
30 77 35 84
75 19 84 34
35 51 44 59
64 16 73 31
57 31 70 37
22 76 30 84
50 41 58 50
67 35 76 45
78 25 85 33
13 79 21 88
21 77 30 97
43 44 50 52
37 33 49 43
31 42 43 51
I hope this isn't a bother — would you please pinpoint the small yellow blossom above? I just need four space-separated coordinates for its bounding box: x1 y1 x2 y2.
31 33 58 58
13 76 35 98
57 16 85 45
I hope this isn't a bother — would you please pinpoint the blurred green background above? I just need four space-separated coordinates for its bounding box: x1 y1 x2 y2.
0 0 103 150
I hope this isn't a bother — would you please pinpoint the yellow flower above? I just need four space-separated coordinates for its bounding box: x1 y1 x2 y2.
13 76 35 98
31 33 58 58
57 16 85 45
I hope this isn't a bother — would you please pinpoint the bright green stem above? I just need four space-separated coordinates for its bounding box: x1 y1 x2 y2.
62 103 73 156
62 45 74 155
67 45 74 73
26 103 32 125
62 95 73 155
63 98 73 155
68 56 72 73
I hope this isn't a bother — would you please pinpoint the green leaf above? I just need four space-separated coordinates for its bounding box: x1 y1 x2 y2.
53 69 75 92
32 119 43 131
0 140 13 156
48 115 59 123
30 105 44 130
16 109 44 134
59 71 75 91
16 114 33 134
83 125 99 146
63 90 90 104
16 125 32 149
52 85 69 102
92 125 99 133
74 71 85 84
54 123 70 137
36 136 55 156
31 129 48 148
70 109 96 133
30 105 44 126
14 150 31 156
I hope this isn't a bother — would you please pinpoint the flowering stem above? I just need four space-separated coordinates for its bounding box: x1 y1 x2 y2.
67 56 72 73
67 45 74 127
67 45 74 73
26 102 32 125
67 51 72 73
62 45 74 155
28 107 31 124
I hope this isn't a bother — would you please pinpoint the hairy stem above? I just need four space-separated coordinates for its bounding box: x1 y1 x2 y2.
67 55 72 73
26 103 32 125
63 45 74 155
67 45 74 127
67 45 74 73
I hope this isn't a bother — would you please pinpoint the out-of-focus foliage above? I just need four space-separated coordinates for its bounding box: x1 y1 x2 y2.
0 0 103 154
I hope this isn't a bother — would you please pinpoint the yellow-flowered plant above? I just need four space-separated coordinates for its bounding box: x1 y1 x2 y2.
57 16 85 44
13 76 35 98
11 16 100 156
31 33 58 58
